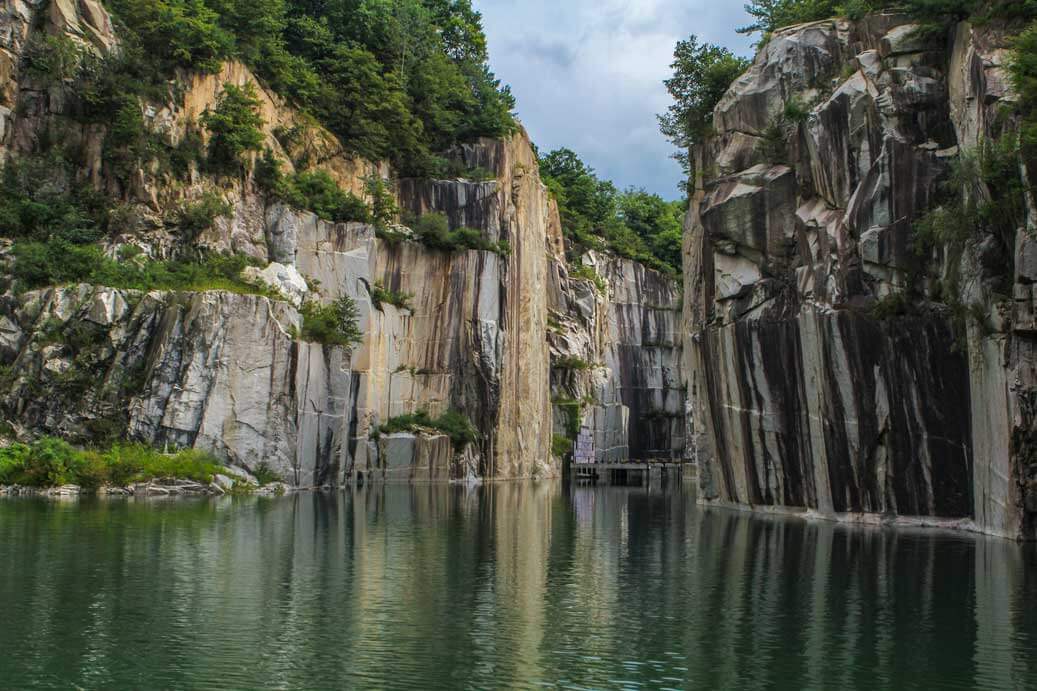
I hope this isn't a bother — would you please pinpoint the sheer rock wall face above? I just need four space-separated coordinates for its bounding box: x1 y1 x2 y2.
0 1 685 484
272 133 558 482
547 255 685 462
684 14 1037 539
0 133 557 485
0 1 560 484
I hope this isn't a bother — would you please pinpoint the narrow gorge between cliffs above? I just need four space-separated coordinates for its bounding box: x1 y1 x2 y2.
2 0 1037 688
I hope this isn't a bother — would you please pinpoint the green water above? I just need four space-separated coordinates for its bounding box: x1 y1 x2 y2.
0 482 1035 690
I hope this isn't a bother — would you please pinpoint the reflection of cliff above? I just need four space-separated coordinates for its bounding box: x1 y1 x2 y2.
1 489 1036 687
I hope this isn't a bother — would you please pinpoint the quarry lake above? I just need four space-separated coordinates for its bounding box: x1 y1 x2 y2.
1 483 1036 690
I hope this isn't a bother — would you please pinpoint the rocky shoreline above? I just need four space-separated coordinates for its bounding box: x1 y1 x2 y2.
0 477 293 498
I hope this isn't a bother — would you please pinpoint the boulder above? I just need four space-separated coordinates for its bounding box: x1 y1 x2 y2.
241 262 309 306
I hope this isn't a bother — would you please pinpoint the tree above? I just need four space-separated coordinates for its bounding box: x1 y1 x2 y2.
539 149 618 234
735 0 1030 38
1011 22 1037 163
617 189 685 270
103 0 517 176
201 83 266 173
206 0 288 64
106 0 234 73
738 0 848 36
424 0 488 63
658 36 749 192
538 148 683 274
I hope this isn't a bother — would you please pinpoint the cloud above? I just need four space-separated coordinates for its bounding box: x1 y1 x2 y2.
498 35 578 70
477 0 754 199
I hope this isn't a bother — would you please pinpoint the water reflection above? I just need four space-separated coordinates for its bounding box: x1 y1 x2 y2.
0 483 1034 689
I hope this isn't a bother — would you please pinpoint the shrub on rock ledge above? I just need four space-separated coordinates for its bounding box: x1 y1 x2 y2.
376 410 478 449
299 296 363 349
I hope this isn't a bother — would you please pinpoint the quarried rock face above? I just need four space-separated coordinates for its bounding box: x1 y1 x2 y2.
0 0 686 486
684 14 1037 539
0 134 557 484
0 285 345 486
549 253 685 463
698 307 971 518
274 133 556 482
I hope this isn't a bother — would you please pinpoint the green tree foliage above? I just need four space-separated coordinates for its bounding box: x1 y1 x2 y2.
540 149 618 237
552 434 573 459
408 211 510 255
22 34 82 83
376 409 478 448
659 37 749 192
737 0 1037 39
618 190 685 271
105 0 234 73
1011 22 1037 163
176 192 233 240
0 153 108 245
913 139 1026 293
299 296 364 348
9 241 279 296
739 0 842 35
103 0 516 175
365 175 400 228
288 171 371 223
201 83 265 173
260 160 373 223
539 149 684 275
0 149 254 294
370 282 414 310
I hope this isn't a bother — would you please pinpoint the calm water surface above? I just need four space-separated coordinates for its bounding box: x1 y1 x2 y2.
1 482 1036 690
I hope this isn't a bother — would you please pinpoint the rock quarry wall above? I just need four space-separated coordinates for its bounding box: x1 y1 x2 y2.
548 253 685 463
0 0 685 485
683 13 1037 539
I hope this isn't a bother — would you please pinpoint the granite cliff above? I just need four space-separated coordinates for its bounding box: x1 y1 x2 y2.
683 12 1037 539
0 0 685 486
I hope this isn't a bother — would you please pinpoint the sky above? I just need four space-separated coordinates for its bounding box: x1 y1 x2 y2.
477 0 755 200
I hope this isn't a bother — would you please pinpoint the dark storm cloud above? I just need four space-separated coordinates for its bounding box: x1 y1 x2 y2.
477 0 754 199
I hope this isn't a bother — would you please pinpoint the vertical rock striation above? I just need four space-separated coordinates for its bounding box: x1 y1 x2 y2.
548 253 685 463
0 132 558 485
0 0 686 484
684 14 1037 539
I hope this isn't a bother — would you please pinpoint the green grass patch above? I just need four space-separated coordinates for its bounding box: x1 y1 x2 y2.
370 282 414 311
552 434 573 459
569 263 607 293
252 462 283 486
553 356 593 371
257 152 373 224
408 212 511 256
10 240 282 297
175 192 233 241
375 410 478 448
553 397 586 439
0 437 236 489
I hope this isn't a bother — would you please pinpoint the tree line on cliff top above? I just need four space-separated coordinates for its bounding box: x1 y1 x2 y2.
659 0 1037 192
104 0 516 178
537 148 685 276
104 0 689 274
3 0 689 283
